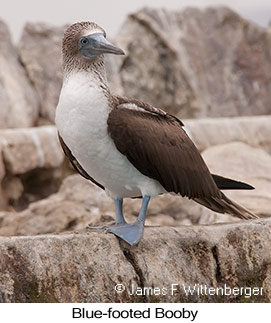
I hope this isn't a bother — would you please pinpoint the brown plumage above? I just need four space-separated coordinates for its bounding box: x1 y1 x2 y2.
107 96 257 220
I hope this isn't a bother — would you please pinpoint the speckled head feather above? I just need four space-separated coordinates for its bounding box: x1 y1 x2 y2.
62 21 106 75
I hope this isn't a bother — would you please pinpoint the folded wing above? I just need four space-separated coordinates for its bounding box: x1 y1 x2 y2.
108 99 220 200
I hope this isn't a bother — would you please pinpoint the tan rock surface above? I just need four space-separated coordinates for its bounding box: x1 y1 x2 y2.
18 23 66 123
185 115 271 153
0 19 39 129
0 126 64 210
202 142 271 217
115 6 271 118
0 219 270 302
115 7 195 118
0 126 63 175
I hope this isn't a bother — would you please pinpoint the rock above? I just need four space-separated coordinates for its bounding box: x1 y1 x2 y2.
185 115 271 153
0 219 270 302
176 7 271 117
115 8 196 118
104 51 125 96
0 175 110 236
0 231 139 302
202 142 271 217
0 126 63 175
115 6 271 118
0 126 64 210
0 141 6 210
18 23 66 123
0 19 39 128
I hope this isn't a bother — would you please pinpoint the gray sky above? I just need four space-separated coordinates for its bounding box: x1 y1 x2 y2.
1 0 271 42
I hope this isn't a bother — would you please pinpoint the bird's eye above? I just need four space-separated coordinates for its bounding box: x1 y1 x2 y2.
79 37 88 46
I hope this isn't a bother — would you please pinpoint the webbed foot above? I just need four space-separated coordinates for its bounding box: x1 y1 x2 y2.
106 219 144 245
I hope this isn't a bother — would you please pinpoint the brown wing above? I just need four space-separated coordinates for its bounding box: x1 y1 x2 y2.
58 134 105 190
107 104 221 199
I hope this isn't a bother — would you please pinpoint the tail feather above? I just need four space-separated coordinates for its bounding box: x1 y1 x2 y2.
194 192 258 220
212 174 254 190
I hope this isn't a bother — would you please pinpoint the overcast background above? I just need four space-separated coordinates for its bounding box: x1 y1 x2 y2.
1 0 271 42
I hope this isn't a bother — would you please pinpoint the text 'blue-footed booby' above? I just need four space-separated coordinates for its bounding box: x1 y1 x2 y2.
55 22 257 245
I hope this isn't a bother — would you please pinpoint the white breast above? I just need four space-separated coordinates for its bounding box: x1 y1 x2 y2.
55 71 165 199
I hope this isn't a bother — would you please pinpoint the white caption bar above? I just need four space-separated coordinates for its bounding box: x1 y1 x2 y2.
0 303 270 323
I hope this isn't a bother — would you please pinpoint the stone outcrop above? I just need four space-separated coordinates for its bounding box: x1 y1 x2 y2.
0 219 270 302
202 142 271 218
0 19 39 129
115 6 271 118
185 115 271 154
18 23 66 123
0 126 64 210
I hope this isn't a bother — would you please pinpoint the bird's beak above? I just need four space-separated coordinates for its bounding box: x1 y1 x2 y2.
79 33 125 58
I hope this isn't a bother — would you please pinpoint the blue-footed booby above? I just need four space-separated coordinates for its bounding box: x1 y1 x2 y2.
55 22 257 245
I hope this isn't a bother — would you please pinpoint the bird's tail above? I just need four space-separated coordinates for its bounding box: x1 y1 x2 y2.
211 174 254 190
194 192 258 220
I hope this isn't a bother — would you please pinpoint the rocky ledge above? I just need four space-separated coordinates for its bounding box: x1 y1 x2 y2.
0 218 270 302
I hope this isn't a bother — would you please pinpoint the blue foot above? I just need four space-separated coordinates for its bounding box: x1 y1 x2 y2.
106 219 145 245
86 196 151 246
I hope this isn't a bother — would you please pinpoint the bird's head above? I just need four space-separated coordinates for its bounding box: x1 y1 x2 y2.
62 21 125 70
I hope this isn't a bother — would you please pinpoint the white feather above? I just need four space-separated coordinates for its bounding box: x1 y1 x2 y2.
55 71 165 199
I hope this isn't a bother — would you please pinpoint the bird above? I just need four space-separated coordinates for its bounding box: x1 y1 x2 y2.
55 21 258 246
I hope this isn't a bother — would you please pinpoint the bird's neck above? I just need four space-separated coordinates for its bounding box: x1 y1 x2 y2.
63 55 110 94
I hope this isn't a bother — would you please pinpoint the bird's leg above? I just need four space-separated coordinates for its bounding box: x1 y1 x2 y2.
115 198 126 224
106 196 151 245
86 198 126 230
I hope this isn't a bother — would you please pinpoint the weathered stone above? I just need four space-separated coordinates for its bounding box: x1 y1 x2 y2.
175 7 271 117
202 142 271 217
104 52 125 96
0 175 109 236
185 115 271 153
0 126 64 211
18 23 66 123
0 19 39 128
0 126 63 175
115 8 196 118
0 231 139 302
115 6 271 118
0 141 6 210
0 219 270 302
